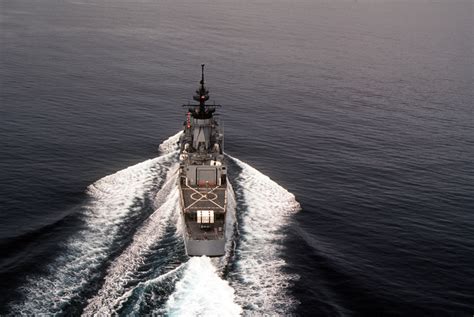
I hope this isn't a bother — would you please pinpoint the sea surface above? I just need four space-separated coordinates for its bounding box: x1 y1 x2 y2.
0 0 473 315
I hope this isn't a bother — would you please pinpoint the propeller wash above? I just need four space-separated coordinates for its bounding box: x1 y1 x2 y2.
8 67 300 316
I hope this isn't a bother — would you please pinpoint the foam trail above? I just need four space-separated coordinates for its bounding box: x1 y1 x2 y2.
158 132 182 155
8 132 182 315
163 257 242 317
117 262 188 315
99 156 298 315
229 156 301 315
9 130 299 315
83 176 180 315
85 168 237 314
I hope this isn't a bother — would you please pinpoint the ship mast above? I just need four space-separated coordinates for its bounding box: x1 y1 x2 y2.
193 64 210 113
186 64 219 119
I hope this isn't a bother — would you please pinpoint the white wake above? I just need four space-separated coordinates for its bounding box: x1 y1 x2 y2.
8 132 181 315
84 169 239 315
132 156 301 316
229 156 301 314
164 257 242 317
10 131 300 316
82 174 180 315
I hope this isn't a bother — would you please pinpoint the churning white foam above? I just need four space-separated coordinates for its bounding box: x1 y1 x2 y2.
9 132 181 315
154 157 299 316
84 161 238 315
83 175 180 315
164 257 242 317
10 131 300 315
158 132 182 155
229 156 301 315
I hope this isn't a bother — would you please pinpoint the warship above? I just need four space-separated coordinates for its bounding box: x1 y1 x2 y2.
178 65 229 256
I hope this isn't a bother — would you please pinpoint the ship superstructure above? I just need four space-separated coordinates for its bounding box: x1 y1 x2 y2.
178 65 228 256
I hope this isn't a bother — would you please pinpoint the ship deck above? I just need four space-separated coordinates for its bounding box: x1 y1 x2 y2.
181 184 226 212
180 183 227 240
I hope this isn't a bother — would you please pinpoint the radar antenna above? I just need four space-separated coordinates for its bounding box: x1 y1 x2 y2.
200 63 205 86
185 64 220 119
193 64 210 111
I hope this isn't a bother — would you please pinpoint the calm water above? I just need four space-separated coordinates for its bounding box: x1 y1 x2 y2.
1 0 473 315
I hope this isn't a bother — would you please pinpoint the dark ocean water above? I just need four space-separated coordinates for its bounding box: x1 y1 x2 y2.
1 0 473 315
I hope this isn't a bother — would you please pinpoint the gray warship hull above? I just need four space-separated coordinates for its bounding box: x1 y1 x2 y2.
185 238 225 257
177 64 229 257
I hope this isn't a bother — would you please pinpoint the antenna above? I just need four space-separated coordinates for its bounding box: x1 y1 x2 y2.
201 64 205 85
